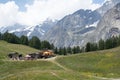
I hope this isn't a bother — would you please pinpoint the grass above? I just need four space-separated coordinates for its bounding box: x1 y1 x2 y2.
0 40 120 80
56 48 120 78
0 60 62 80
0 40 39 59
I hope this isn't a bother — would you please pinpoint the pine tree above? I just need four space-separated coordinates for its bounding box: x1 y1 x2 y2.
76 46 81 53
0 32 2 40
41 40 51 49
67 47 72 54
90 43 98 51
111 36 118 48
72 46 77 54
29 36 41 49
12 34 20 44
85 42 91 52
54 47 58 54
63 47 67 55
81 47 85 52
98 39 105 50
117 35 120 46
20 35 28 45
58 47 62 55
50 43 54 49
105 38 112 49
2 32 20 44
2 31 9 42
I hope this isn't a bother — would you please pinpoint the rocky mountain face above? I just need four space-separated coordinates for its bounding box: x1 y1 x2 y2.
43 0 120 48
92 3 120 42
43 10 101 47
0 0 120 48
97 0 120 16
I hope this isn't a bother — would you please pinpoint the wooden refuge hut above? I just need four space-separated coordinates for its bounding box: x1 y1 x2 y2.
40 50 55 58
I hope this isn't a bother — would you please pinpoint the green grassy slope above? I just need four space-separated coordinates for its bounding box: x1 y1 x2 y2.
57 47 120 78
0 40 120 80
0 40 39 59
0 41 62 80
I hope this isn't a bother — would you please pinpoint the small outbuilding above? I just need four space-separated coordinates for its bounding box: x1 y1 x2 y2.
8 52 23 60
8 49 55 61
25 55 31 60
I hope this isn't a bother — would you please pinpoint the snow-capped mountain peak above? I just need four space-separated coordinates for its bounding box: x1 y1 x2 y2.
9 25 45 38
1 19 57 39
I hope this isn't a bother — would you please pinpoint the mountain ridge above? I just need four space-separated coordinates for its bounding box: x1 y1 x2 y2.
92 2 120 42
42 0 120 48
0 0 120 48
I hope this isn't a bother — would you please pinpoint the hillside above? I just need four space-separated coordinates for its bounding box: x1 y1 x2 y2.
57 47 120 79
0 41 120 80
0 41 39 59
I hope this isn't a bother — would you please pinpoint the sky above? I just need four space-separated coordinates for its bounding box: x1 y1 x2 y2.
0 0 105 27
93 0 105 4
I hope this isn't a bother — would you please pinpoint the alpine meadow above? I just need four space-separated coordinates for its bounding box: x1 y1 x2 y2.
0 0 120 80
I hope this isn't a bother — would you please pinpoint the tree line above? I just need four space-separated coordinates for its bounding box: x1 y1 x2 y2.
0 31 120 55
0 31 54 50
85 36 120 52
0 31 82 55
55 36 120 55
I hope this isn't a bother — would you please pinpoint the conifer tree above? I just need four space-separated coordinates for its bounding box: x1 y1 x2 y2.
50 43 54 49
72 46 77 54
58 47 62 55
111 36 117 48
67 47 72 54
98 39 105 50
105 38 112 49
29 36 41 49
20 35 28 45
85 42 91 52
2 32 20 44
76 46 81 53
117 35 120 46
90 43 98 51
54 47 58 54
41 40 51 49
63 47 67 55
0 32 2 40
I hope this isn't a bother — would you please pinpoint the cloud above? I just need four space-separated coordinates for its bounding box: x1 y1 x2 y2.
0 0 101 27
0 1 19 27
